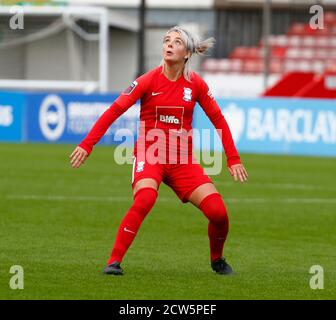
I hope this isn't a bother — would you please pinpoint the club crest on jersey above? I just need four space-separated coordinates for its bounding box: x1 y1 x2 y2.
122 80 138 95
183 87 192 102
136 161 145 172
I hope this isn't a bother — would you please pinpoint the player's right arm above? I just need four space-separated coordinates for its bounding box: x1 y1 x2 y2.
70 74 149 168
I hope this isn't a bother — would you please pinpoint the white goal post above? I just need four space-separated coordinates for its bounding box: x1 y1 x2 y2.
0 5 109 93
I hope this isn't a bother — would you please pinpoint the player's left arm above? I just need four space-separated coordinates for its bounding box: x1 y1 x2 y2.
196 77 248 182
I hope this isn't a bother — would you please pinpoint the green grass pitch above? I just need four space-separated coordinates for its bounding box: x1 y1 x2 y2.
0 143 335 299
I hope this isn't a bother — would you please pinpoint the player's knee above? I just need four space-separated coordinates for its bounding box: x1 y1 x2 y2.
208 205 228 225
133 187 158 213
199 193 228 225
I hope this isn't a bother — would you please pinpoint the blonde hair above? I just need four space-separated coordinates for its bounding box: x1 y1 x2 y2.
161 26 215 82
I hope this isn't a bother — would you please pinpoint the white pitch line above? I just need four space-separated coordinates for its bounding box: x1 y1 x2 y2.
5 194 172 203
228 198 336 204
6 194 134 202
216 181 334 191
5 194 336 204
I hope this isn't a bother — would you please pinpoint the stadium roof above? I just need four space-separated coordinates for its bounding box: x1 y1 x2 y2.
214 0 336 8
4 0 336 9
54 0 214 9
60 0 336 8
0 5 139 32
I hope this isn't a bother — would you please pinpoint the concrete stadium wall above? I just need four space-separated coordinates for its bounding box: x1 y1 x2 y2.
24 28 138 92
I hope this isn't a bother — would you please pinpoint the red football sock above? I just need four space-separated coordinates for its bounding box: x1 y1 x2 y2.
199 193 229 262
107 187 158 265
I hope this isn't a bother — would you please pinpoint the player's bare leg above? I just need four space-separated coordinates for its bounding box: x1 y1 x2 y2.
132 178 158 197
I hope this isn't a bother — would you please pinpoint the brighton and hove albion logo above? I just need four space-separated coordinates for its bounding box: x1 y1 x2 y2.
222 103 245 143
0 105 13 127
39 94 66 141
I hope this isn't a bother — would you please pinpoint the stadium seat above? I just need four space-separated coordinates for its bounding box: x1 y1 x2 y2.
218 59 231 72
202 11 336 78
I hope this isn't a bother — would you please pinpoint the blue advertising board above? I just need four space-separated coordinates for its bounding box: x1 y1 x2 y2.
0 91 25 142
1 90 335 158
25 93 139 145
193 98 336 157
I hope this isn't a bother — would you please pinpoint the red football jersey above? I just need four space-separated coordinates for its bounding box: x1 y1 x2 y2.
79 66 241 167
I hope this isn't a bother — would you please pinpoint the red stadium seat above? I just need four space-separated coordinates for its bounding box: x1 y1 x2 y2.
218 59 231 72
243 59 263 73
230 47 248 59
271 47 287 59
288 23 306 36
229 59 243 72
202 12 336 76
269 59 283 74
325 11 336 27
201 58 219 72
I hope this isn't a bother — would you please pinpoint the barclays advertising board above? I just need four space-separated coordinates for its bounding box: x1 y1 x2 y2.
0 92 25 142
1 90 335 157
25 93 139 145
193 98 336 157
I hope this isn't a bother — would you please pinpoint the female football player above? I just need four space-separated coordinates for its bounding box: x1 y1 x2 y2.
70 26 248 275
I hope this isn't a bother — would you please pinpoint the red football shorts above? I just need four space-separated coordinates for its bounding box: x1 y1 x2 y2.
131 155 213 203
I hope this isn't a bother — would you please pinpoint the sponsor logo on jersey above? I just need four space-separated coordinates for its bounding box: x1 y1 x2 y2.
122 80 138 95
159 115 180 124
183 87 192 102
155 106 184 132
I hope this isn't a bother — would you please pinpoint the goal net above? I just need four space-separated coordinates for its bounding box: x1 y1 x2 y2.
0 4 109 93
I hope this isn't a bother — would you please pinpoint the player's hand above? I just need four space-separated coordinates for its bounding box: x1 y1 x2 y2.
228 164 248 182
70 146 88 168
